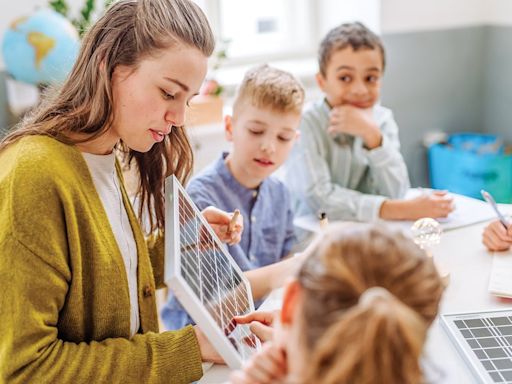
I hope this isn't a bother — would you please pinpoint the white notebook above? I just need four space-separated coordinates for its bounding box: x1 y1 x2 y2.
488 253 512 298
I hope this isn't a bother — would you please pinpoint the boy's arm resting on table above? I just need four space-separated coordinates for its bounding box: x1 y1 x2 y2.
0 235 203 384
379 191 454 220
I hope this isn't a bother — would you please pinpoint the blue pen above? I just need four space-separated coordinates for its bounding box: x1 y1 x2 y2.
481 189 510 228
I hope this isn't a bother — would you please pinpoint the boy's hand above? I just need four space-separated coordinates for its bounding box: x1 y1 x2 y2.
328 105 382 149
380 191 454 220
229 342 287 384
201 206 243 245
483 220 512 252
406 191 454 219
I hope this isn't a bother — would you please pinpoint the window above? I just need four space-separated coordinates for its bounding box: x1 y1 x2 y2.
196 0 380 64
194 0 380 92
216 0 313 60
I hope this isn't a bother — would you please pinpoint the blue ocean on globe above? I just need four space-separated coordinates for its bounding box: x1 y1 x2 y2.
2 9 79 85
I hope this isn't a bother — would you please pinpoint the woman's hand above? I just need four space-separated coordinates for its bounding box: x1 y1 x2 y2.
483 220 512 252
229 342 287 384
201 206 243 245
193 326 224 364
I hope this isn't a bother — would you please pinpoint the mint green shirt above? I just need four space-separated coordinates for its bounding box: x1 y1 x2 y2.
284 99 410 222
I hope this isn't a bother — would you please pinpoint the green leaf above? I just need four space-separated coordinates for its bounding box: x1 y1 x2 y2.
48 0 69 17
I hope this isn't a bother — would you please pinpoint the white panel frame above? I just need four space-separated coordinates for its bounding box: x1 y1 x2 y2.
164 175 259 369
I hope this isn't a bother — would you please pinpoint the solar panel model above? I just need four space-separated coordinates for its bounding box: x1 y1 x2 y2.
442 309 512 383
164 175 260 369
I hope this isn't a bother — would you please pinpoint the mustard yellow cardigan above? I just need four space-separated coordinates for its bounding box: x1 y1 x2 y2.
0 136 202 383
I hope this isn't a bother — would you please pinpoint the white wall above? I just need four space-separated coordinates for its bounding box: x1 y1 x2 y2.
380 0 512 34
381 0 489 34
488 0 512 26
318 0 380 36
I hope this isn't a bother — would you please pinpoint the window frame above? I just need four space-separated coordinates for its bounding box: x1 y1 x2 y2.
198 0 320 67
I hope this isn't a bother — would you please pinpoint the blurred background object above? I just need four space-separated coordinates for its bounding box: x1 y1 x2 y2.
2 9 79 86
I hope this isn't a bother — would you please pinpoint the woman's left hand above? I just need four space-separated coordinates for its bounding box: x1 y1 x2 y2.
202 206 243 245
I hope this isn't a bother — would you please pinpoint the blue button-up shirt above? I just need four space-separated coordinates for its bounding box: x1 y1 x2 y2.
161 152 296 330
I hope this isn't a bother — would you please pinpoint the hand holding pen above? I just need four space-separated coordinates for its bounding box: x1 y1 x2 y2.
481 190 512 252
201 207 243 246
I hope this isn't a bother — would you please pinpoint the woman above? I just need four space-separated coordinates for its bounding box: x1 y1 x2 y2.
0 0 238 382
231 224 445 384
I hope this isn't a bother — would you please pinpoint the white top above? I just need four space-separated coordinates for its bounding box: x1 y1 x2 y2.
82 152 140 338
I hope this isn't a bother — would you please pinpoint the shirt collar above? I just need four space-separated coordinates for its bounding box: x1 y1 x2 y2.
214 152 264 197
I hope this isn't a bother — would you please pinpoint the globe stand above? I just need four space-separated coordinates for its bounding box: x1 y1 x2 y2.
411 218 450 286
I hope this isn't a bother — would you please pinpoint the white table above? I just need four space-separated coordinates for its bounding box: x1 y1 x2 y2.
200 214 512 383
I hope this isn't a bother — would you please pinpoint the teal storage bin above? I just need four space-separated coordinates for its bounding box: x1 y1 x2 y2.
428 133 512 203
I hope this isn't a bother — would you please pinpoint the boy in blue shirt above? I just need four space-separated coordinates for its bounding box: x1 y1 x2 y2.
285 22 454 222
162 64 305 330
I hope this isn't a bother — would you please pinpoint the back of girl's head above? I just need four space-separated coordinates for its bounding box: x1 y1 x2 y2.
297 224 444 384
1 0 215 232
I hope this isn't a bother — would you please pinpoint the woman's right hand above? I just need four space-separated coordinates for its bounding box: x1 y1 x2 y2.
482 220 512 251
193 326 224 364
229 342 287 384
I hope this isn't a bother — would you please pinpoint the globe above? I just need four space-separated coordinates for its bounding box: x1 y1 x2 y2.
2 9 79 86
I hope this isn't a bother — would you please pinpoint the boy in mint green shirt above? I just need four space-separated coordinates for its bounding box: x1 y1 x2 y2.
285 22 454 222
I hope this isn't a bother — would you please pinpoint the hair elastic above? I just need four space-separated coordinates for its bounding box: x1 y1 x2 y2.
358 286 392 307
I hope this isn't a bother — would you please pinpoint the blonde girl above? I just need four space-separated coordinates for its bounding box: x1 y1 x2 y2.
231 224 444 384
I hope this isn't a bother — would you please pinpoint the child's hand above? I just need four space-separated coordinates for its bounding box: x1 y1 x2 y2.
407 191 454 219
201 206 243 245
483 220 512 251
328 105 382 149
234 311 278 343
229 342 287 384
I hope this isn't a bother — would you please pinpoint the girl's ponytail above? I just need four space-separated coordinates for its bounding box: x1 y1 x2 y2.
303 287 429 384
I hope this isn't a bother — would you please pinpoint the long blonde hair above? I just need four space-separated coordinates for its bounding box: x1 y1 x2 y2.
298 224 444 384
0 0 215 232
